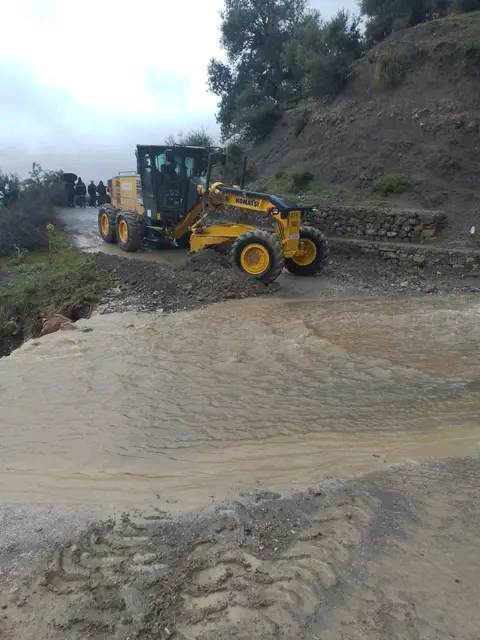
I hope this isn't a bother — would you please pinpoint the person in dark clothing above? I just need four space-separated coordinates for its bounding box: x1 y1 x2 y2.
65 181 75 207
97 180 107 205
160 151 179 184
75 178 87 208
88 181 97 207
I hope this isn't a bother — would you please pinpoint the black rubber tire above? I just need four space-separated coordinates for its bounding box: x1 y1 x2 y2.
176 232 191 248
98 206 117 243
231 230 284 283
285 226 329 276
116 213 144 252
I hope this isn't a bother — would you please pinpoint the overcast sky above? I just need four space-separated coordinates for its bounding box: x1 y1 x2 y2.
1 0 358 180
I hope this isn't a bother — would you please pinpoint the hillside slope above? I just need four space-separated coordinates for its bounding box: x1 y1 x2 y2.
251 13 480 240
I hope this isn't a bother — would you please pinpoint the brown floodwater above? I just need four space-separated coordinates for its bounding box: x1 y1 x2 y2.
0 295 479 504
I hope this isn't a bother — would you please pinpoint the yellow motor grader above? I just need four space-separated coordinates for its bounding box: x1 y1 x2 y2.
98 145 328 283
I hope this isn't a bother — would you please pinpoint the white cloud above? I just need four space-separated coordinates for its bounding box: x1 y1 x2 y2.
1 0 224 114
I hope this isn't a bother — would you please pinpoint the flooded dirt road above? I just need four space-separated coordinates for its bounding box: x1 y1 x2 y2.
1 208 479 639
1 295 479 505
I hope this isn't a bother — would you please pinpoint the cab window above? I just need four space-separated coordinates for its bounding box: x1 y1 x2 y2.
184 156 194 177
154 153 167 171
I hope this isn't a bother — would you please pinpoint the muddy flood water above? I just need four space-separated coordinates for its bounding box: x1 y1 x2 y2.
1 295 479 505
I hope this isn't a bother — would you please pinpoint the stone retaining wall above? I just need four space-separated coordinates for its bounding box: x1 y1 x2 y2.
330 238 480 274
306 204 446 242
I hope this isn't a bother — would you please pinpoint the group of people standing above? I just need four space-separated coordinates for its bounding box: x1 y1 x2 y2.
65 178 108 208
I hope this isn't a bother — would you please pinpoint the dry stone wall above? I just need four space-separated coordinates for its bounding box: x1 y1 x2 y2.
305 204 446 242
330 238 480 275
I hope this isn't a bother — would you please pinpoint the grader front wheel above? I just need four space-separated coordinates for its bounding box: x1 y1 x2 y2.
116 213 144 252
231 230 284 283
285 226 329 276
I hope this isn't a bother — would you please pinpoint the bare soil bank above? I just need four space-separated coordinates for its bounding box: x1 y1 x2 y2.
1 457 478 639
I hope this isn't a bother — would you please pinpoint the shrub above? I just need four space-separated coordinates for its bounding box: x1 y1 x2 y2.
0 164 64 257
373 47 410 88
290 171 315 193
0 189 58 257
372 173 411 195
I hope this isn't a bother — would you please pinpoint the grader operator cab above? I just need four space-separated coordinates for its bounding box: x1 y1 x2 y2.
98 144 328 283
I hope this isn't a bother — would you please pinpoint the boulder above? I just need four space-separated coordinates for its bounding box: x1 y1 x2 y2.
41 314 75 336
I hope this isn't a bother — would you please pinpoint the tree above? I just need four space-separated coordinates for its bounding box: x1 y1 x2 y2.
0 172 20 208
23 163 63 191
165 127 215 147
284 10 363 99
208 0 310 140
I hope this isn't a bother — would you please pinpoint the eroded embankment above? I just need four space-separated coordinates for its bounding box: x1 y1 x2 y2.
1 458 479 640
0 247 105 357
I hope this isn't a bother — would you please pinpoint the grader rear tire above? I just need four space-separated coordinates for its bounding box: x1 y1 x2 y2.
98 207 117 243
285 226 329 276
231 230 284 283
116 213 144 252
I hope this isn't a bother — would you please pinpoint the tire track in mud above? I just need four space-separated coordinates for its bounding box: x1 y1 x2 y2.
0 490 377 640
1 459 479 640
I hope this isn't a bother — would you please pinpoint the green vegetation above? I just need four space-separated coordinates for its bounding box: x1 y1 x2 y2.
372 173 411 195
291 170 315 192
373 47 410 88
0 240 105 357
